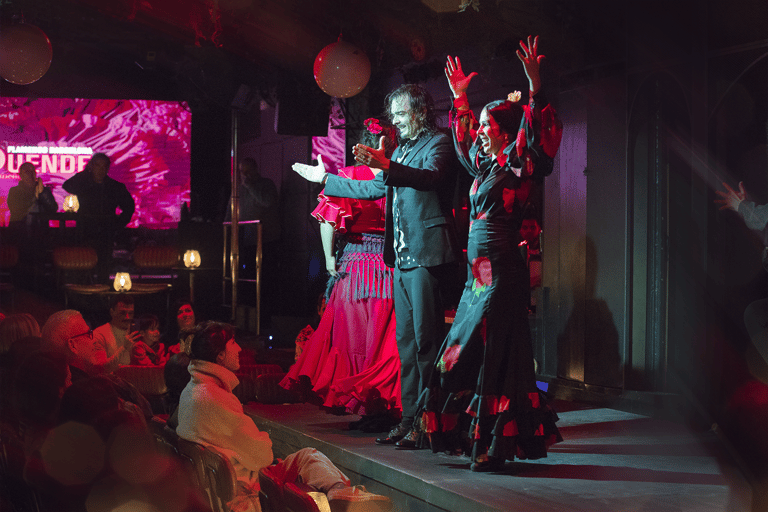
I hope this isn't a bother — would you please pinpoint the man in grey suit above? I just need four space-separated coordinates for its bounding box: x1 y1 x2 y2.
293 84 459 448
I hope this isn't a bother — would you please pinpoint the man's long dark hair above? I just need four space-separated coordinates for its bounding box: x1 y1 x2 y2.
386 84 439 137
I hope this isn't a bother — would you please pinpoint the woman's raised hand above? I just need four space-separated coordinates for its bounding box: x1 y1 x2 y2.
516 35 544 95
445 55 478 99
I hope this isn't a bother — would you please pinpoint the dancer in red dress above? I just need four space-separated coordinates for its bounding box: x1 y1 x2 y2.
281 120 401 431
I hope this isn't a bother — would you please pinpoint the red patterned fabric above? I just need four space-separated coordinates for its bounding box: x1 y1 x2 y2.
540 104 563 159
423 411 439 433
438 345 462 373
502 420 519 437
281 168 399 417
471 257 492 288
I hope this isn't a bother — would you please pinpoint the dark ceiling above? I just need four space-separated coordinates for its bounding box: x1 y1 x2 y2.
0 0 623 109
2 0 766 112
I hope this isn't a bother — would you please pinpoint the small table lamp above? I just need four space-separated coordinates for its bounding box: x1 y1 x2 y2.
113 272 132 292
184 250 201 302
63 194 79 212
183 250 201 269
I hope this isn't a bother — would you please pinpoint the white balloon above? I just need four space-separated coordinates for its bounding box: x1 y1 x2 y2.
0 24 53 85
313 41 371 99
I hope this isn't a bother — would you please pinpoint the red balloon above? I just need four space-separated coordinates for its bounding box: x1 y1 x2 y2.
0 24 53 85
313 41 371 99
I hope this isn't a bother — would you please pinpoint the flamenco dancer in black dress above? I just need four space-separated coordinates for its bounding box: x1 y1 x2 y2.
418 36 563 471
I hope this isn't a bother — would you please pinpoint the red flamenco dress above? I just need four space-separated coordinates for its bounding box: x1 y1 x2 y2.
280 165 401 420
419 92 563 467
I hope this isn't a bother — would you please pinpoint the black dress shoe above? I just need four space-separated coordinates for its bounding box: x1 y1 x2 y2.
395 428 422 449
374 423 410 445
348 416 367 431
470 455 505 472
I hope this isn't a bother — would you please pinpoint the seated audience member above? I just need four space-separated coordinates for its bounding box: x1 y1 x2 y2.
12 351 71 432
30 375 208 512
58 376 122 425
9 352 79 512
163 351 191 429
0 313 41 355
131 313 169 366
41 309 152 420
167 298 197 355
0 314 43 417
176 321 393 512
0 336 43 419
93 294 139 372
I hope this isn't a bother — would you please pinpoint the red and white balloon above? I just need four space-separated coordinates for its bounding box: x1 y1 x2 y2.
0 24 53 85
313 40 371 98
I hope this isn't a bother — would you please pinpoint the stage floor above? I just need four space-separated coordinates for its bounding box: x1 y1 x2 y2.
244 400 753 512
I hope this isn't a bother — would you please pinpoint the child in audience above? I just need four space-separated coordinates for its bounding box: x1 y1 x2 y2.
131 314 169 366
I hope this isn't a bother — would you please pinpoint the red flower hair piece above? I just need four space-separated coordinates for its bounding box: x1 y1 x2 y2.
364 118 383 135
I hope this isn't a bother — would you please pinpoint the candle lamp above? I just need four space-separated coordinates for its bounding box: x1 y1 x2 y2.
184 250 201 302
63 194 79 212
113 272 132 292
183 250 201 269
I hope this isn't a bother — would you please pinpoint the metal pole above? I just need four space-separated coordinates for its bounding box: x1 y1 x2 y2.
230 109 240 321
222 223 228 307
189 269 195 304
255 221 262 335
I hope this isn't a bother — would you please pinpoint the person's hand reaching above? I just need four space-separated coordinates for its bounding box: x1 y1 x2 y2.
715 181 747 212
293 155 328 183
353 137 390 171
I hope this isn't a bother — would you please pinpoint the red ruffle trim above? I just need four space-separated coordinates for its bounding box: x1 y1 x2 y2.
311 193 357 234
422 411 459 434
467 391 540 416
